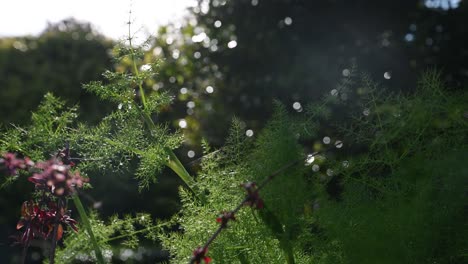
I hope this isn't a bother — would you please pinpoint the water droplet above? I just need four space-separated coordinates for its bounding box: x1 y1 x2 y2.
178 119 187 128
172 49 180 59
128 104 132 109
305 154 315 165
118 103 123 110
384 71 392 79
227 40 237 49
335 140 343 148
246 129 254 137
342 68 350 77
363 108 370 116
292 101 302 111
404 33 414 42
180 87 188 94
187 101 195 108
342 160 349 168
214 20 222 28
330 89 338 96
192 32 207 43
193 51 201 59
251 0 259 6
206 86 214 93
284 17 293 26
323 136 331 144
312 164 320 172
140 64 151 71
187 150 195 158
326 169 334 176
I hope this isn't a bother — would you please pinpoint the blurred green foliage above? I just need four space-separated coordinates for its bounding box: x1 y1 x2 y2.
0 1 467 263
0 18 115 126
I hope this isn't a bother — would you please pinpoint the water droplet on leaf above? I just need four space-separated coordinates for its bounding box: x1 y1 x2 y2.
335 140 343 148
363 108 370 116
312 164 320 172
384 71 392 79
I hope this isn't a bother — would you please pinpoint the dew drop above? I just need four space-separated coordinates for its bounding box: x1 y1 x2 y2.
227 40 237 49
292 101 302 111
284 17 293 26
384 71 392 80
180 87 188 94
246 129 254 137
326 169 334 176
342 160 349 168
312 164 320 172
178 119 187 128
305 154 315 165
342 68 351 77
363 108 370 116
206 86 214 93
187 150 195 158
187 101 195 108
323 136 331 144
214 20 222 28
140 64 151 71
330 89 338 96
118 103 123 110
335 140 343 148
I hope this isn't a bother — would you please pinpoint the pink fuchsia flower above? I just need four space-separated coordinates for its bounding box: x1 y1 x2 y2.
241 182 264 209
192 247 211 264
28 159 87 196
0 153 34 176
216 211 236 228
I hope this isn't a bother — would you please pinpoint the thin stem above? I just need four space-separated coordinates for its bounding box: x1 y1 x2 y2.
72 194 105 264
49 209 59 263
189 158 300 264
104 224 164 243
127 20 147 109
21 234 30 264
125 19 196 194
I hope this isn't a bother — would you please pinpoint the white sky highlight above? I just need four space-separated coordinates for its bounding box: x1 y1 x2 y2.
0 0 196 40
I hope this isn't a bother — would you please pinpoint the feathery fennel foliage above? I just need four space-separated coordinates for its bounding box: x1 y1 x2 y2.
0 27 193 263
1 25 465 264
158 70 466 264
53 211 163 263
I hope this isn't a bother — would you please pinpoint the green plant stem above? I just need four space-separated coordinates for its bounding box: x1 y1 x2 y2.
126 21 196 194
72 194 105 264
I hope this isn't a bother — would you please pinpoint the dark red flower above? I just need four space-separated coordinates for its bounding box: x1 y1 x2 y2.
0 153 34 176
16 201 78 245
241 182 264 209
192 247 211 264
28 159 87 196
216 211 236 228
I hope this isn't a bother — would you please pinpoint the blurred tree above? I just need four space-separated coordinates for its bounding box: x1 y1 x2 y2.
149 0 468 150
0 18 115 126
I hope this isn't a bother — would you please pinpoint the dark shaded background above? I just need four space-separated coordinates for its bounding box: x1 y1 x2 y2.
1 0 467 262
